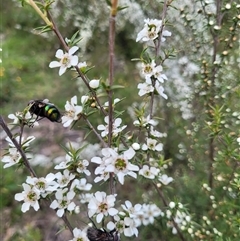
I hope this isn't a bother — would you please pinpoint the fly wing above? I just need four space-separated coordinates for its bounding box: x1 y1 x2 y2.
42 99 49 103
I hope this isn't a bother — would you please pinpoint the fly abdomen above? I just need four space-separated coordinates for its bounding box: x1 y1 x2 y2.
44 105 62 122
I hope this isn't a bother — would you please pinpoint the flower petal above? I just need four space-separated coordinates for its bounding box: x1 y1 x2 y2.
55 49 64 58
49 61 61 68
69 46 79 55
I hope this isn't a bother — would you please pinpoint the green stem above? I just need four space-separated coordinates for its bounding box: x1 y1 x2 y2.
26 0 53 27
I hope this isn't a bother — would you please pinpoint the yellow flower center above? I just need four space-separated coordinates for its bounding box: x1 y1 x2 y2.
115 158 127 171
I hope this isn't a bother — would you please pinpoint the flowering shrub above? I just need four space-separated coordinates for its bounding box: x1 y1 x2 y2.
1 0 240 241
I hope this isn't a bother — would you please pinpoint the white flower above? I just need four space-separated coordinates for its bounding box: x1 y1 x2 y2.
50 188 76 217
2 136 35 168
79 193 93 204
8 111 37 126
131 143 140 150
155 82 168 99
55 169 75 188
54 154 72 169
8 113 22 124
106 216 136 237
161 29 172 42
89 79 100 89
77 61 87 69
136 18 171 43
139 60 168 99
123 217 139 237
142 138 163 152
94 171 111 183
141 60 156 78
140 203 163 226
91 148 115 183
150 127 167 138
107 215 139 237
97 116 127 137
62 96 83 127
2 148 21 168
55 154 90 176
103 148 139 185
133 114 158 127
5 135 35 148
166 206 191 235
149 64 168 83
139 165 160 179
68 228 89 241
15 183 40 212
138 61 168 99
81 95 89 105
136 18 162 42
26 174 56 197
70 178 92 191
88 191 118 223
76 159 91 176
169 201 176 209
137 60 168 99
49 46 79 76
159 174 174 185
121 200 142 218
137 81 154 96
103 98 121 108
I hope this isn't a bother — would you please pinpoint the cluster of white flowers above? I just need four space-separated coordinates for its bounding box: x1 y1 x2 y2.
14 166 92 217
49 49 102 128
133 114 158 127
137 60 168 99
91 147 139 185
106 200 163 237
97 116 127 137
10 146 94 217
136 18 171 43
55 153 91 176
165 202 193 235
136 19 171 99
139 164 174 185
8 111 39 127
2 136 35 168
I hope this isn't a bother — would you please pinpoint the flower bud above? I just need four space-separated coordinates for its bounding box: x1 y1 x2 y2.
89 79 100 89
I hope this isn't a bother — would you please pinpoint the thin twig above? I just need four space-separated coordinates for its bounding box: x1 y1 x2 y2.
155 0 169 59
108 0 118 196
82 116 108 148
0 115 37 177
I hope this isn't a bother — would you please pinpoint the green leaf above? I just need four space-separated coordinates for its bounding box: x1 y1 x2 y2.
34 25 52 34
81 66 95 75
117 5 128 11
69 30 82 46
105 0 111 6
